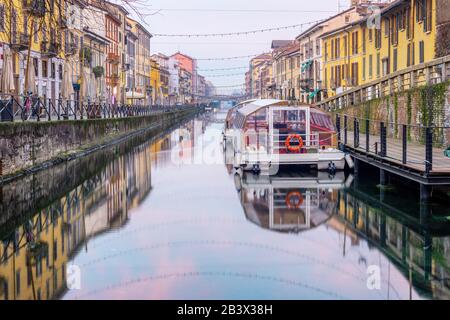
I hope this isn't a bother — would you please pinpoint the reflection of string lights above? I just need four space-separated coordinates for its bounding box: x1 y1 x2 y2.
72 271 347 300
79 239 368 284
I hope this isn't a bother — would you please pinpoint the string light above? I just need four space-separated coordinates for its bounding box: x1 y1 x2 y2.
196 53 268 61
197 66 248 71
152 19 325 38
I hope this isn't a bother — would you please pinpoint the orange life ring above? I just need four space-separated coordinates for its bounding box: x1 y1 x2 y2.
285 191 303 209
285 134 304 152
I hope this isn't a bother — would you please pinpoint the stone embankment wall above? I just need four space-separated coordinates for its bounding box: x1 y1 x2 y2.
0 108 199 178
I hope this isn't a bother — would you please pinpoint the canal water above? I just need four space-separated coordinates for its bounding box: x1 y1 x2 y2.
1 110 449 300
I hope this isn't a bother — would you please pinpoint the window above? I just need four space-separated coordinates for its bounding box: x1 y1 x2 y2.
16 270 20 296
11 9 17 43
384 19 389 37
391 15 398 45
33 58 38 77
424 0 432 32
382 58 389 76
343 35 348 56
419 41 425 63
51 63 55 79
335 38 340 59
34 21 38 43
368 29 373 42
53 240 57 260
42 61 48 78
352 31 358 55
362 28 366 53
393 48 398 72
369 55 373 78
0 4 4 32
331 39 334 60
362 57 366 80
406 8 412 39
375 28 382 49
377 53 381 78
351 62 359 86
23 14 28 35
407 43 411 67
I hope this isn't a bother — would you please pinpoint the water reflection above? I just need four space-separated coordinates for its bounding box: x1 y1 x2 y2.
0 110 449 300
235 171 345 233
233 168 450 299
0 139 152 300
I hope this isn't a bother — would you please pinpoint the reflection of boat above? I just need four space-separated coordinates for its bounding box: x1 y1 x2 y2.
228 99 347 172
234 170 345 233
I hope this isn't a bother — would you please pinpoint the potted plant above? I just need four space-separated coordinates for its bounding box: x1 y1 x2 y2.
92 66 104 78
80 47 92 66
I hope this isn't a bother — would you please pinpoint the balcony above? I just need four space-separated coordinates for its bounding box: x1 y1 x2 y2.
107 53 120 64
41 41 59 58
299 78 314 92
22 0 46 17
59 17 68 30
110 74 120 85
65 42 78 56
11 33 30 52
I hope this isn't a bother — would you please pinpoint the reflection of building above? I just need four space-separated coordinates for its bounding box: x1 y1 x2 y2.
235 172 344 233
334 187 450 300
0 141 153 300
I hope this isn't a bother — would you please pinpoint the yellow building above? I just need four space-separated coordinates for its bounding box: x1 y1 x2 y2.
150 58 161 105
0 0 65 100
322 0 447 98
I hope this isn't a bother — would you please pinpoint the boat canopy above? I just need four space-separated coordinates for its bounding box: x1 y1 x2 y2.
225 99 257 129
233 99 288 129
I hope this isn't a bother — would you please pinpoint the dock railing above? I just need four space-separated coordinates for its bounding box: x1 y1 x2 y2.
0 94 197 122
336 114 450 174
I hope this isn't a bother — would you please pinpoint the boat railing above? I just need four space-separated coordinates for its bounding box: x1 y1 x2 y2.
242 130 337 154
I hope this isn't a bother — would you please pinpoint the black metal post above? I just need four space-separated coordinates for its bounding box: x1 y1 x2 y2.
380 122 386 157
425 127 433 174
344 115 348 145
366 119 370 152
354 118 359 148
402 124 407 164
336 114 341 143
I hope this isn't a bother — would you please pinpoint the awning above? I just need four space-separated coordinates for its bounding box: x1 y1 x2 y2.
301 60 313 72
308 89 321 99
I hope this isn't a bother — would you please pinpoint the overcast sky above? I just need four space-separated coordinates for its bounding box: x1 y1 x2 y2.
125 0 352 93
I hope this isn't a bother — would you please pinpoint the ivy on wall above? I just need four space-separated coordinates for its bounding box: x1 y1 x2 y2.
333 81 449 146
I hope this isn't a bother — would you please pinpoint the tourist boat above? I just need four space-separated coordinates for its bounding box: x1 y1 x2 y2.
233 170 347 233
228 99 346 173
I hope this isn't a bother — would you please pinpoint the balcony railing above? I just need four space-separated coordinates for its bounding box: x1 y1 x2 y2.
11 33 30 51
41 41 59 58
107 53 120 64
22 0 46 17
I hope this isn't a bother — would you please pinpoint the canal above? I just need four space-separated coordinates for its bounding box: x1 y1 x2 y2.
0 110 449 300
